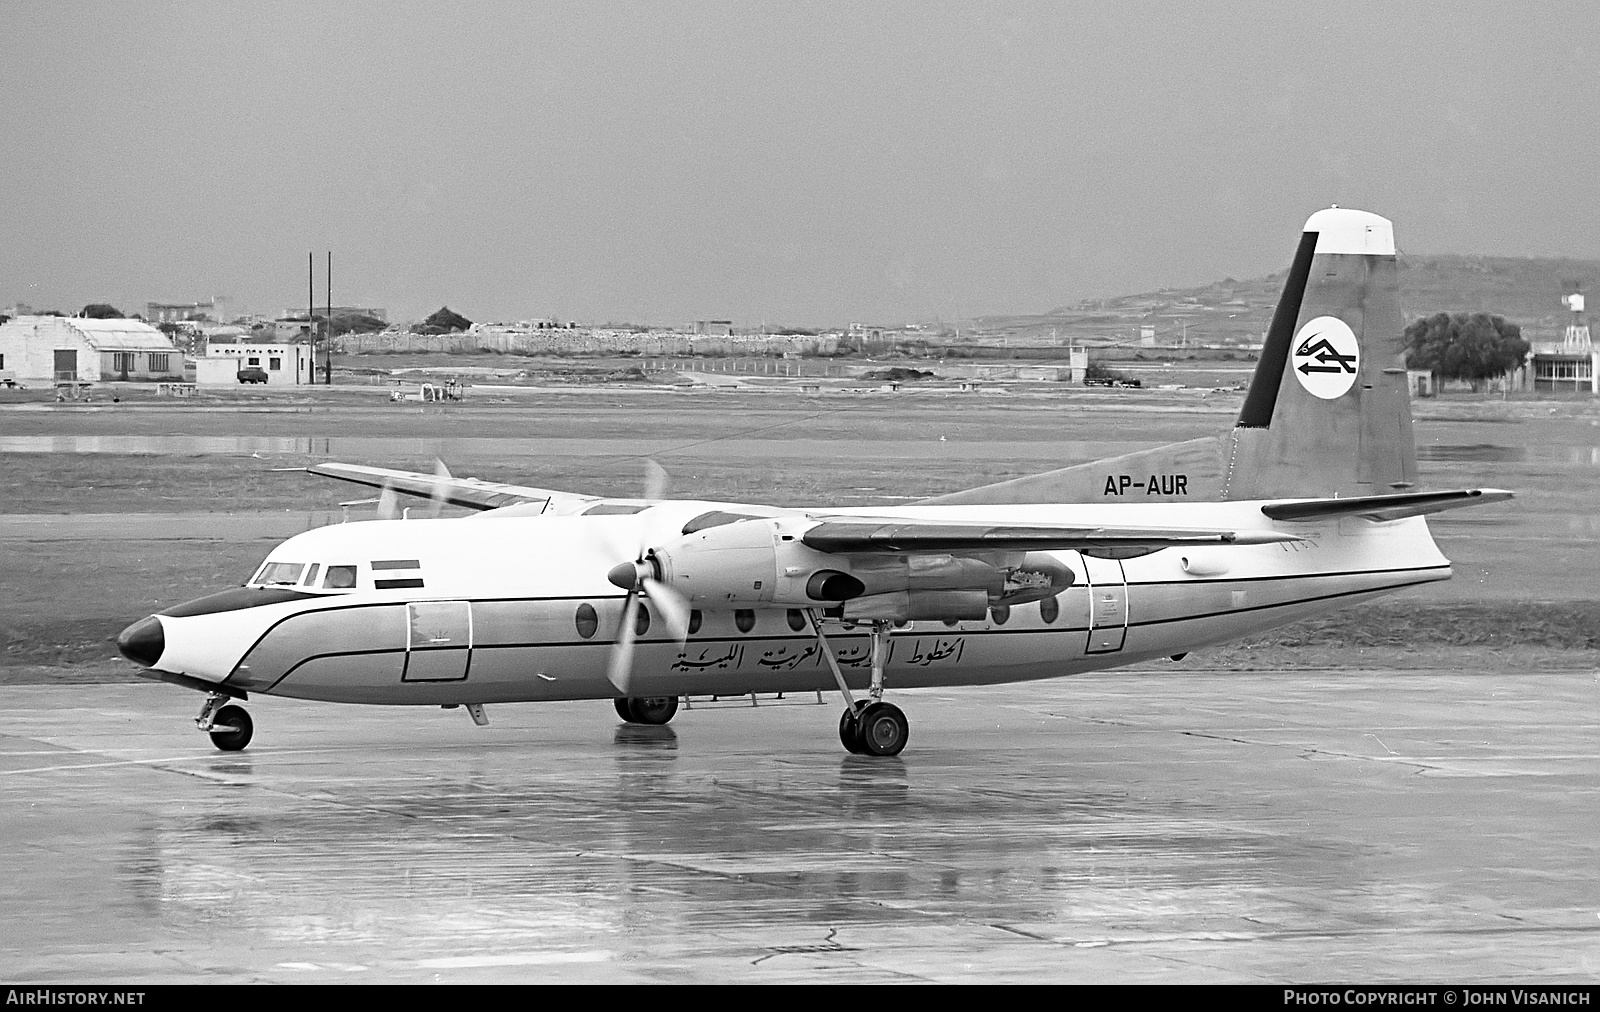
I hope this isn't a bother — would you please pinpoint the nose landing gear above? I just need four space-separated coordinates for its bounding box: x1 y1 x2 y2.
196 692 253 752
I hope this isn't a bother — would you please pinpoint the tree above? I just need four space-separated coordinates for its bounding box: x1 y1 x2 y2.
422 306 472 333
330 313 388 336
1404 312 1529 390
80 303 124 319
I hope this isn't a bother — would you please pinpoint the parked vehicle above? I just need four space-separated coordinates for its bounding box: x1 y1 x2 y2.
237 368 269 384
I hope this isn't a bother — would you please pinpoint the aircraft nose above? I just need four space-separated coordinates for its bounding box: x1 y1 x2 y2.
116 616 165 668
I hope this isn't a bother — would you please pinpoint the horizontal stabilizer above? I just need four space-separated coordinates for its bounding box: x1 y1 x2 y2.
1260 488 1514 523
801 519 1299 554
307 462 592 512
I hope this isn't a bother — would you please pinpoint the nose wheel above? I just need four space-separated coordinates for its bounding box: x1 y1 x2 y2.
196 692 253 751
208 705 254 751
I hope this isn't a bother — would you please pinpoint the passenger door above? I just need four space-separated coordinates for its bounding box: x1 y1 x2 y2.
403 601 472 681
1082 556 1128 654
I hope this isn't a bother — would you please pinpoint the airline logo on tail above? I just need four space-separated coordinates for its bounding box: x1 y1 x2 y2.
1291 316 1359 399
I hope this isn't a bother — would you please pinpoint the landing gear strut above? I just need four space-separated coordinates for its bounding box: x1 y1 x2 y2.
808 612 910 757
614 695 680 725
196 692 253 752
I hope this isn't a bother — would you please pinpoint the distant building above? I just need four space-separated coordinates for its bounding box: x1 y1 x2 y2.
694 320 734 336
199 340 313 386
1513 290 1598 394
280 306 387 322
147 298 229 324
0 315 180 385
1516 341 1598 393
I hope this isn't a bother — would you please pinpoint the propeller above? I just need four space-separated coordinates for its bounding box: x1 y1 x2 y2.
430 458 453 518
376 484 400 520
604 540 692 695
642 459 670 501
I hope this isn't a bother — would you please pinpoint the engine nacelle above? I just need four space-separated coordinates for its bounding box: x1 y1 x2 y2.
649 519 1075 617
842 590 990 622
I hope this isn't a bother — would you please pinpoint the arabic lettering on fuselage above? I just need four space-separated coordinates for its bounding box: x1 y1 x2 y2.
671 644 745 672
670 636 969 673
902 637 966 667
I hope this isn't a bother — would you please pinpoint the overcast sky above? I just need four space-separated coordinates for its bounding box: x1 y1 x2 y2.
3 1 1597 326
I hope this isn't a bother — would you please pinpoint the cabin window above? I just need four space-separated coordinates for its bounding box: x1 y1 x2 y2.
688 610 702 635
1039 595 1059 624
575 603 599 639
302 563 321 587
323 565 357 589
633 606 650 636
734 609 756 633
989 604 1010 625
786 609 807 632
254 562 305 587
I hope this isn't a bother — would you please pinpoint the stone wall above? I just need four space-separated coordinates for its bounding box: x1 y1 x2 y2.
335 328 839 357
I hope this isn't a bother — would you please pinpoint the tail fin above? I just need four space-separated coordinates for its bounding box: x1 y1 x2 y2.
923 207 1417 505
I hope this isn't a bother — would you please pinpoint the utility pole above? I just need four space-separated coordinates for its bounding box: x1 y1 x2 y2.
326 251 333 385
307 252 314 379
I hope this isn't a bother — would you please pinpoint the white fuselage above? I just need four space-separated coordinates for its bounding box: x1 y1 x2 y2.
143 500 1451 705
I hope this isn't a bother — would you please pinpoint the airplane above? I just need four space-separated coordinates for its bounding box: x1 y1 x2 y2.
116 207 1511 757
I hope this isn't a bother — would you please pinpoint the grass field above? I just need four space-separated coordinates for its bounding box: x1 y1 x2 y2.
3 381 1595 681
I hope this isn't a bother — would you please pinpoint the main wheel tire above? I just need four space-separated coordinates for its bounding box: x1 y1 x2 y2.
838 701 869 754
856 701 908 757
626 696 679 726
614 697 634 722
208 704 254 752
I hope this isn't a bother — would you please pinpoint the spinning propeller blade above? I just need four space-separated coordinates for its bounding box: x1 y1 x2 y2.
377 484 400 520
642 577 691 645
430 458 453 518
642 459 670 501
607 590 641 694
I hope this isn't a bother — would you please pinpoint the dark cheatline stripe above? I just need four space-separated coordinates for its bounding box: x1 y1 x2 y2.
160 586 318 617
371 559 421 571
374 578 425 590
1236 229 1319 429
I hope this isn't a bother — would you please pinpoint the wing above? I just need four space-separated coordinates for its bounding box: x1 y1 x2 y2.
1260 488 1514 523
799 518 1299 554
307 462 601 513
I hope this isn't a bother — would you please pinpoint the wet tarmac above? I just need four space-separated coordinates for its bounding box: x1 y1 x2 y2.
2 670 1596 983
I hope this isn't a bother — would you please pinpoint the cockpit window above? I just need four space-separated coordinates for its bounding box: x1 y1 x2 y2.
303 563 321 587
254 562 305 587
323 565 357 589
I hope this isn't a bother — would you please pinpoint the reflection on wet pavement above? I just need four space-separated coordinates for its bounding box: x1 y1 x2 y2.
2 673 1594 982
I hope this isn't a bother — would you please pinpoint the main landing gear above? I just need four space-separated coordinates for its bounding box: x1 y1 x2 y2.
614 695 680 726
197 692 253 752
809 612 910 757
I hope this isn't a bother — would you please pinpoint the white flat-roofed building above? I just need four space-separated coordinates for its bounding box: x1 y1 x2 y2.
201 340 313 385
0 315 181 385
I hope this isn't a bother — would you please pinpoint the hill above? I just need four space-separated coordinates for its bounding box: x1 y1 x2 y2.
974 254 1600 347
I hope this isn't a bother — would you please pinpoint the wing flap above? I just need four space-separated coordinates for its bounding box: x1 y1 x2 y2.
800 519 1298 554
1260 488 1514 523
